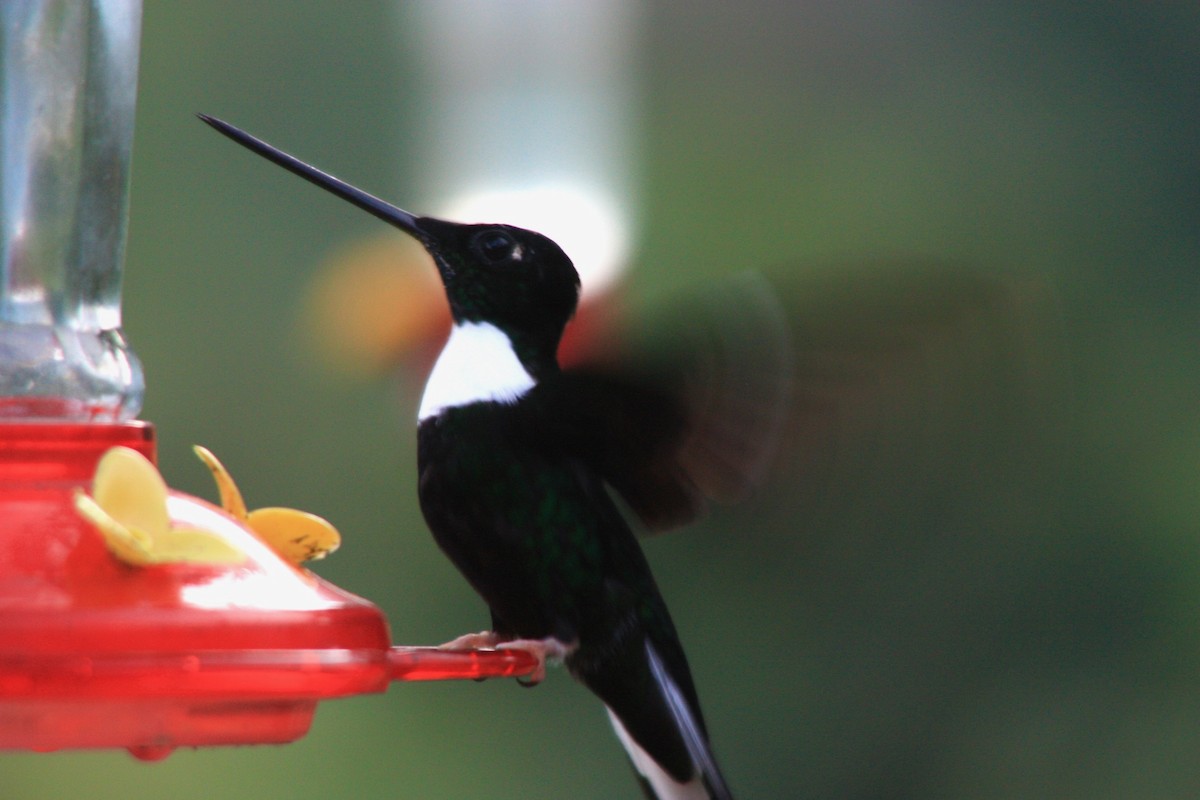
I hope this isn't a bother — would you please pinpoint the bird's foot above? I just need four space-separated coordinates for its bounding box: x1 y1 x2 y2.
437 631 574 686
495 637 576 687
438 630 505 651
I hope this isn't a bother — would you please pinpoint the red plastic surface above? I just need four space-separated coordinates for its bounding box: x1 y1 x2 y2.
387 647 536 682
0 422 534 756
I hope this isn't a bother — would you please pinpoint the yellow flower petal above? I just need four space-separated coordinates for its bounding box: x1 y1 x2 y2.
137 526 247 565
92 446 170 537
74 490 156 565
192 445 248 519
75 446 247 567
246 507 341 564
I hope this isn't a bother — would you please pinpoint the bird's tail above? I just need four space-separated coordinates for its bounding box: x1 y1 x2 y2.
604 640 733 800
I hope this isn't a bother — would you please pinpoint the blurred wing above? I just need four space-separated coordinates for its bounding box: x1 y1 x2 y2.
535 262 1052 535
527 366 699 531
533 273 792 532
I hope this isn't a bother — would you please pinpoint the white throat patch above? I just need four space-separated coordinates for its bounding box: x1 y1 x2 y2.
418 321 535 421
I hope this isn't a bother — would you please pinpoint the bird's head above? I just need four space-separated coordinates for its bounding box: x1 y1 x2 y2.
199 115 580 370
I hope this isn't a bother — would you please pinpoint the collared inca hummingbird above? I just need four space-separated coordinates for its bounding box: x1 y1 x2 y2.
199 114 794 799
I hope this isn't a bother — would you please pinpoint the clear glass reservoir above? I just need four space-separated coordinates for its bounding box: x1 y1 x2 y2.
0 0 143 420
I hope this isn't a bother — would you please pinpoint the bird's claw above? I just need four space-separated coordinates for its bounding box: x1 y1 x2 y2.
495 637 574 687
438 631 574 686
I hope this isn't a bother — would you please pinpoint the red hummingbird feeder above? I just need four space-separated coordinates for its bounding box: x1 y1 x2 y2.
0 421 534 760
0 0 532 760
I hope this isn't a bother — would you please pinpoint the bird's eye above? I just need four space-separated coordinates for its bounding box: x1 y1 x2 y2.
474 230 522 264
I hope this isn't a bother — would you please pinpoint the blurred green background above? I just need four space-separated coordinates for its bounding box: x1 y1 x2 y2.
5 2 1199 798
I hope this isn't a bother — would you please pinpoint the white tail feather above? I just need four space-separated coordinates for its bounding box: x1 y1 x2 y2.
605 641 733 800
607 707 709 800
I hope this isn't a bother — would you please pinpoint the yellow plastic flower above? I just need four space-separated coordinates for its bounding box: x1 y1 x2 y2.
192 445 341 564
74 445 341 568
74 446 245 566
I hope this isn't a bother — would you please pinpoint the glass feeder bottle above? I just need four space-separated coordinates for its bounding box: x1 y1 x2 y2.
1 0 143 421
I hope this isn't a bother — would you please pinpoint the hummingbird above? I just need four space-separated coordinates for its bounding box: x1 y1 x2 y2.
198 115 791 799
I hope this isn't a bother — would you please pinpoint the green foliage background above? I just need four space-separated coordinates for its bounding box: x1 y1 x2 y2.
4 2 1197 798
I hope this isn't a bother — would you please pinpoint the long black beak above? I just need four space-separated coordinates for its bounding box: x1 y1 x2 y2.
198 114 424 239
